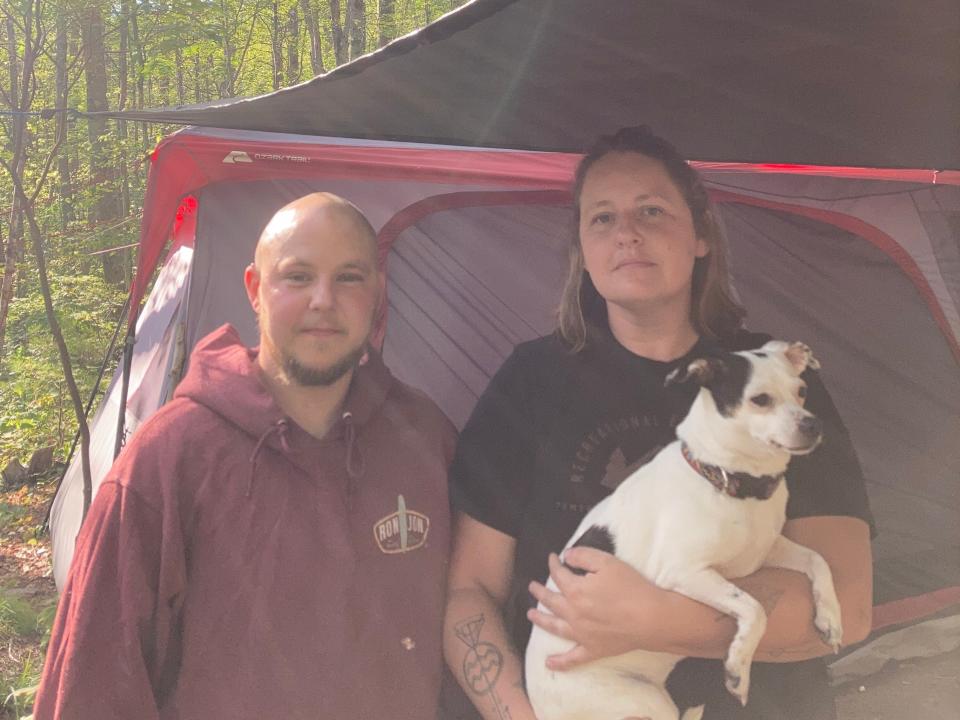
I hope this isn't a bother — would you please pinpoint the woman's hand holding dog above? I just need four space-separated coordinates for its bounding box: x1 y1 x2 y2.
527 548 666 671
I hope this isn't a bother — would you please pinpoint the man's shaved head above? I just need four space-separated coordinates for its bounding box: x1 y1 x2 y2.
254 192 377 270
244 192 383 390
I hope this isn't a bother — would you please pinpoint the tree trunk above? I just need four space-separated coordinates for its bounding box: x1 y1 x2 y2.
378 0 395 47
287 4 300 84
329 0 347 65
0 10 29 366
118 1 131 204
301 0 324 75
271 2 282 90
82 4 124 285
129 0 149 156
194 52 202 102
55 9 73 230
346 0 365 60
221 0 236 96
175 47 185 105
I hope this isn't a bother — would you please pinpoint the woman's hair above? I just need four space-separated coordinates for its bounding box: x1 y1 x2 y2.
557 126 746 351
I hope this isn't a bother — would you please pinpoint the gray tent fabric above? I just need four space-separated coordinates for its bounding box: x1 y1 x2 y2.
89 0 960 169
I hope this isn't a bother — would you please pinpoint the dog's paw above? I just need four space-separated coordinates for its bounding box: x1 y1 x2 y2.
815 612 843 653
724 667 750 707
813 590 843 653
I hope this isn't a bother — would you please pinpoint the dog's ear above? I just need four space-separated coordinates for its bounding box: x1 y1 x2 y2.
665 357 723 388
784 342 820 373
759 340 821 374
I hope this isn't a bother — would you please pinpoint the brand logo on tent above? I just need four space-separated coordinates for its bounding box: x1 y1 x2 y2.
253 152 310 163
222 150 253 164
373 494 430 554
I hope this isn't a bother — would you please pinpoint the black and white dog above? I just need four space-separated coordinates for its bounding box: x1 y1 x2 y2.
525 341 842 720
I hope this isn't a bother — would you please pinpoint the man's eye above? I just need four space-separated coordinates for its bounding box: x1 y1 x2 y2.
639 206 665 218
337 273 364 283
750 393 772 407
591 212 613 226
286 273 311 283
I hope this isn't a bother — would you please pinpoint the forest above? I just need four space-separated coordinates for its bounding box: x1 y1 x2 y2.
0 1 466 715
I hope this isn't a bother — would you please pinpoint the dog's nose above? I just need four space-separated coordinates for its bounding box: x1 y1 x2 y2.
799 415 822 438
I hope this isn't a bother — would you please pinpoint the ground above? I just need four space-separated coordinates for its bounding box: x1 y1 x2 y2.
834 647 960 720
0 471 58 720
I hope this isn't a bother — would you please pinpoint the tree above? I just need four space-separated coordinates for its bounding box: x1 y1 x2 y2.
81 2 125 285
378 0 394 47
328 0 347 65
0 1 36 364
54 5 73 229
287 3 300 84
345 0 364 60
300 0 324 74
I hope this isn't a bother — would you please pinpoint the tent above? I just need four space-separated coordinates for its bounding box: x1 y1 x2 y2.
51 0 958 683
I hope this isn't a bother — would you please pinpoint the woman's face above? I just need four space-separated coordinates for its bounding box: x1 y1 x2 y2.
578 151 708 317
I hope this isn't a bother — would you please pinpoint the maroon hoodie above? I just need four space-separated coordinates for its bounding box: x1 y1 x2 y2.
36 325 456 720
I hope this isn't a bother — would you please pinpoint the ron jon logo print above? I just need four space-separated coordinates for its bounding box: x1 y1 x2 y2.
373 494 430 554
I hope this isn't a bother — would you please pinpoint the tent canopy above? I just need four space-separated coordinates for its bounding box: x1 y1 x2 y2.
96 0 960 170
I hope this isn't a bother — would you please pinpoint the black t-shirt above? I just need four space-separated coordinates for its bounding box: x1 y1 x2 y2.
448 328 872 720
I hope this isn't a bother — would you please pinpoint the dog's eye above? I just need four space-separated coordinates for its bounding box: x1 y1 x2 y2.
798 386 807 399
750 393 772 407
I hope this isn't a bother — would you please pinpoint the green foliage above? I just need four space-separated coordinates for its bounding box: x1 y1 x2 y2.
0 592 52 640
0 589 55 720
0 271 125 463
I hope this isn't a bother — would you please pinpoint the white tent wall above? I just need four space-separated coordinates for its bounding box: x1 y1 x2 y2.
49 246 194 588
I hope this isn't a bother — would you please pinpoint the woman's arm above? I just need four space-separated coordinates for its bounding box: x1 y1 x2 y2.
444 513 539 720
528 515 872 671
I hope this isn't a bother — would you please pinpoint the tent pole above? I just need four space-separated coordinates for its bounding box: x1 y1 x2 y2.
114 326 136 458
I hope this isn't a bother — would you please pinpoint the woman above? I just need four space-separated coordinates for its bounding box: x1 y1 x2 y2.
442 127 873 720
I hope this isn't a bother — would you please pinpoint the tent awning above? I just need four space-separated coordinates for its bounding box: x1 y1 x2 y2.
91 0 960 170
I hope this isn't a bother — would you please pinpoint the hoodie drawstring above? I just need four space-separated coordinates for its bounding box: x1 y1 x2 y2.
247 419 291 498
342 411 365 507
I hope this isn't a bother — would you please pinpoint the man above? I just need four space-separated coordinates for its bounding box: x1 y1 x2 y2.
35 193 456 719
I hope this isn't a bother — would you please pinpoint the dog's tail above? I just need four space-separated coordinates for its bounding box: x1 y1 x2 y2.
681 706 705 720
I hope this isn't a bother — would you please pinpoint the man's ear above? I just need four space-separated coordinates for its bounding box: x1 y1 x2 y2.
243 263 261 313
665 357 724 388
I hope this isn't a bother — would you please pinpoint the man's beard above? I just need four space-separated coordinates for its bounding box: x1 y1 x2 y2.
281 344 366 386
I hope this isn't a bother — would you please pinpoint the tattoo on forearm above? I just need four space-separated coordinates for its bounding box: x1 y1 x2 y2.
454 613 513 719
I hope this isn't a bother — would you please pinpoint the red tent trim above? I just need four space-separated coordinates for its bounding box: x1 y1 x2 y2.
872 586 960 632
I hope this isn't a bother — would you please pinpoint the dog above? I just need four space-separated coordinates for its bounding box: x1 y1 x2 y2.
525 341 843 720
